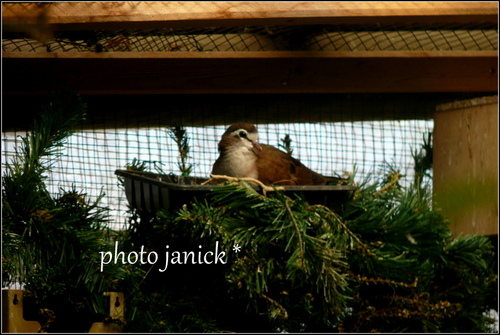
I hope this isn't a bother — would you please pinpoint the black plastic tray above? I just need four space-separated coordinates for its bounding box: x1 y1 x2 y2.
115 169 356 212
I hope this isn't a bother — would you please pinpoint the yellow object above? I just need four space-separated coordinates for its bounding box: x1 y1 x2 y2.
2 289 41 333
88 292 124 333
2 290 124 333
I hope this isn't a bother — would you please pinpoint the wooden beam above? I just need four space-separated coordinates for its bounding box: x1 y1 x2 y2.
434 95 498 236
2 2 498 31
2 51 497 95
3 92 490 131
3 50 496 60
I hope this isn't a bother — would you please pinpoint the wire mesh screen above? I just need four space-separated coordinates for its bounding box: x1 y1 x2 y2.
2 24 497 52
4 20 484 230
2 117 433 231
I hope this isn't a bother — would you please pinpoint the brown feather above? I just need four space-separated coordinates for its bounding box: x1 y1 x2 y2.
255 144 331 185
212 122 336 186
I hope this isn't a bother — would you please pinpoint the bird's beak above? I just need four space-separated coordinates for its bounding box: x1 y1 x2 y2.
251 140 262 151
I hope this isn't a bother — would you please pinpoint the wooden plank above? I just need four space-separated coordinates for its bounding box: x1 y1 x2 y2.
2 51 497 95
2 92 488 131
2 50 497 59
2 2 498 31
433 95 498 237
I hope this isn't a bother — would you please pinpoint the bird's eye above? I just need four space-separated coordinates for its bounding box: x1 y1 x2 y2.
239 131 247 138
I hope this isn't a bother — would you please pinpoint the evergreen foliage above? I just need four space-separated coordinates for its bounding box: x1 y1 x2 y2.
339 170 496 332
3 94 495 332
2 92 132 332
122 166 497 332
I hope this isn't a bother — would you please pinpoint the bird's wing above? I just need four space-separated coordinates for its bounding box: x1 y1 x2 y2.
255 144 298 185
257 144 330 185
289 157 329 185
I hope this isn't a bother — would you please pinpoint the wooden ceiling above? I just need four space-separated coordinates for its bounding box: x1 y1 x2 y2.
1 2 498 129
2 2 497 95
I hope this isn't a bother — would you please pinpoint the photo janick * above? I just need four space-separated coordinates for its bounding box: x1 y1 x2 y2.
99 241 228 272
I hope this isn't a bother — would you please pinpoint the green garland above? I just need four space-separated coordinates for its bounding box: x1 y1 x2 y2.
124 169 496 332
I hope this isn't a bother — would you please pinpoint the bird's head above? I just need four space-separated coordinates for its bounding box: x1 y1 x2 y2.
219 122 262 152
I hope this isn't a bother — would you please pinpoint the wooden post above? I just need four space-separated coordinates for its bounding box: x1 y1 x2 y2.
433 95 498 237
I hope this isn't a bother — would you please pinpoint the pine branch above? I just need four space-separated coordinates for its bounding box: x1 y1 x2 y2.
168 125 193 177
278 134 293 155
129 160 496 333
2 92 130 332
284 199 305 269
412 132 433 189
3 91 86 222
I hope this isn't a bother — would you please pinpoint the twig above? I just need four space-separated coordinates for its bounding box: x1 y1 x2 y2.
375 171 401 196
350 272 418 288
260 293 289 319
202 174 285 196
123 263 155 303
311 204 375 256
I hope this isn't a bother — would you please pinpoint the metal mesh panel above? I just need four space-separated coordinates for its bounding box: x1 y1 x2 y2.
3 24 497 52
2 116 433 231
308 29 497 51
